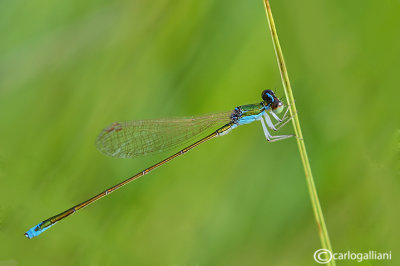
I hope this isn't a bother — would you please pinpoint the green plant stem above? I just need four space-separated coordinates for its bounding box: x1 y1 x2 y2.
263 1 335 264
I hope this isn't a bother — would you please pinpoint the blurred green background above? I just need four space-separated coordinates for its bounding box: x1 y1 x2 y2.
0 0 399 265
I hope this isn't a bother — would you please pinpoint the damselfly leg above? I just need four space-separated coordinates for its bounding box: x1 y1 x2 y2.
274 115 293 131
260 105 294 142
273 105 295 131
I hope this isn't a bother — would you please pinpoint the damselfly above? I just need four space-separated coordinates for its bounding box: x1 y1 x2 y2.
25 89 293 239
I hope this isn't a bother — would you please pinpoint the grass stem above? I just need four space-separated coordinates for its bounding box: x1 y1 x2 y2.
263 1 335 264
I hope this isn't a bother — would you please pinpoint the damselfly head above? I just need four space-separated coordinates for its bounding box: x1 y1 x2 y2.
262 89 284 114
272 101 284 114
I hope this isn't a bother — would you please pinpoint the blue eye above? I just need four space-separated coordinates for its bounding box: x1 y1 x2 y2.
261 89 277 103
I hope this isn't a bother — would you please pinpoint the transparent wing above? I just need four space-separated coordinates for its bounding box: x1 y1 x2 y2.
96 112 232 158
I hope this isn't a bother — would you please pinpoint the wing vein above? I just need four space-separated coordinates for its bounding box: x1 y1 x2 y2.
96 112 232 158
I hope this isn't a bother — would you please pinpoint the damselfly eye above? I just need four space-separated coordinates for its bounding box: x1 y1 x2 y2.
262 89 276 104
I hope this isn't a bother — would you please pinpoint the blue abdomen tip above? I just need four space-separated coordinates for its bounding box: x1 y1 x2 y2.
24 222 54 239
